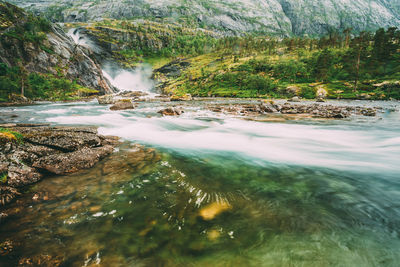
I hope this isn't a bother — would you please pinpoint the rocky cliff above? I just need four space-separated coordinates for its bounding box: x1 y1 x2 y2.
0 1 115 95
7 0 400 36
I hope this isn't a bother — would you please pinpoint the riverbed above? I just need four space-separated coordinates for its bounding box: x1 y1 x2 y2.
1 99 400 266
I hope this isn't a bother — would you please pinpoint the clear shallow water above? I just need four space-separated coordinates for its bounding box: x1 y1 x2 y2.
1 99 400 266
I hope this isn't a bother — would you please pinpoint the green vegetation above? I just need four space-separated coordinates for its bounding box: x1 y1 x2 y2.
0 172 7 184
77 19 399 99
154 28 400 99
0 127 23 143
0 63 98 102
0 2 51 44
71 19 222 67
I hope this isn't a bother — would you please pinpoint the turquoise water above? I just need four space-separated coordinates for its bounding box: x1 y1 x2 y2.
1 100 400 266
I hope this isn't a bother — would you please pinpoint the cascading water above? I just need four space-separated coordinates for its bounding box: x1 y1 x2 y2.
102 62 155 93
67 28 103 54
67 28 155 94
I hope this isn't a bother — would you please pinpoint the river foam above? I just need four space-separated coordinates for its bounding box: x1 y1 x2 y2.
8 100 398 175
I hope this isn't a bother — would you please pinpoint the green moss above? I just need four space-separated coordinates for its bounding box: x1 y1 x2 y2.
0 173 7 184
0 128 24 144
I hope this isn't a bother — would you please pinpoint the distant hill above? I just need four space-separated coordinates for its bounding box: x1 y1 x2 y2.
7 0 400 36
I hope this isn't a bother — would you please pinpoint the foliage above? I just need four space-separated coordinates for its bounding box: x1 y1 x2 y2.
0 128 24 144
0 173 7 184
154 27 399 99
0 64 97 102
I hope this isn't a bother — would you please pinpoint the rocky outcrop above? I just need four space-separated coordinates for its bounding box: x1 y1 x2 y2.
209 101 379 119
0 125 119 206
9 0 400 36
153 60 191 93
0 2 116 94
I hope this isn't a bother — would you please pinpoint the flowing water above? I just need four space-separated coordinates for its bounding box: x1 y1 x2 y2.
1 99 400 266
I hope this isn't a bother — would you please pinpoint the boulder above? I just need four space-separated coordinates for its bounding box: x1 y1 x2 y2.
158 107 184 116
170 94 193 101
97 94 115 104
22 127 102 152
110 99 135 111
259 102 277 113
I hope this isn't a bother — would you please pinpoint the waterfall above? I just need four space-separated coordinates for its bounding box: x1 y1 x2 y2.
102 63 155 93
67 28 155 93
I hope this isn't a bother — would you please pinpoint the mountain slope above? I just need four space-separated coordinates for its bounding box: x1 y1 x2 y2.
7 0 400 36
0 1 115 101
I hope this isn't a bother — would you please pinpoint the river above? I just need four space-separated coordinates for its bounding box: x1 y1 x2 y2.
0 99 399 266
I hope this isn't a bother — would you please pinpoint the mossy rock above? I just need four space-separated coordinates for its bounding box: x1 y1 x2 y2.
0 128 23 144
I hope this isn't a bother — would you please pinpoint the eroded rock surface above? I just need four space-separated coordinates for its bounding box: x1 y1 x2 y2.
0 125 119 206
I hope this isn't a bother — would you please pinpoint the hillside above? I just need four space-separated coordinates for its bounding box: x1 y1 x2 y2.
8 0 400 36
0 1 115 102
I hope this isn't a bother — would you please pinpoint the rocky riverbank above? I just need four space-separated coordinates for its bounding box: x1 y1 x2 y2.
208 101 380 119
0 124 119 209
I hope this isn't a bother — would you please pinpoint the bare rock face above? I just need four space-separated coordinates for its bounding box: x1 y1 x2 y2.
0 125 119 205
8 0 400 36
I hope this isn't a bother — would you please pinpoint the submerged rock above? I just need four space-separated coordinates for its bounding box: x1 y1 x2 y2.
110 99 135 111
199 201 232 221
